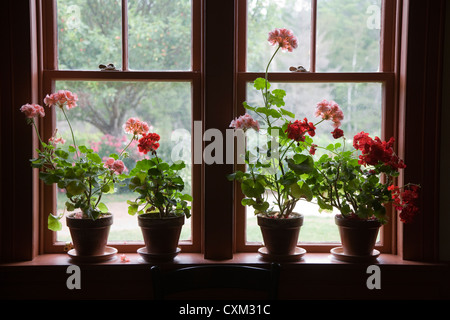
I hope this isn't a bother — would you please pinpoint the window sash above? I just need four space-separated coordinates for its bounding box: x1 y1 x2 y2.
233 0 398 253
40 0 203 253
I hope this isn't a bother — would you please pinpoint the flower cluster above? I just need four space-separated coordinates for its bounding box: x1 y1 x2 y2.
44 90 78 109
48 130 66 146
21 90 136 226
315 99 344 128
268 28 298 52
388 185 420 223
103 157 126 175
230 113 260 132
20 103 45 118
124 117 150 136
353 131 406 170
285 118 316 142
138 133 160 155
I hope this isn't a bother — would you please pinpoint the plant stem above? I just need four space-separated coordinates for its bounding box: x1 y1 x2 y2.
263 45 281 109
61 107 78 158
265 46 281 89
31 119 44 146
119 134 136 158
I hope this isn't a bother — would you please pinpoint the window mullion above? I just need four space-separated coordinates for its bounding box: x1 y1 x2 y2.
122 0 129 71
310 0 317 73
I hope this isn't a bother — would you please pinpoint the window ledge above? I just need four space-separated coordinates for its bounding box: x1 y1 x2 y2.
0 252 444 267
1 253 448 300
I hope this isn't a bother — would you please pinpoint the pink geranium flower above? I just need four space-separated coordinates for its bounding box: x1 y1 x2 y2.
49 136 66 145
44 90 78 110
268 28 298 52
124 117 150 136
230 113 260 132
315 99 344 128
20 103 45 118
104 157 126 174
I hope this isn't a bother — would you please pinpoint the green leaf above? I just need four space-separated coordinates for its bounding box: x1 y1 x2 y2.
317 198 333 212
272 89 286 98
48 213 62 231
253 201 270 213
170 161 186 171
55 149 69 159
254 78 270 90
65 201 75 212
39 172 61 185
255 107 282 119
286 156 314 175
78 145 88 154
290 182 313 201
279 108 295 118
128 204 138 216
179 194 193 202
242 101 256 111
109 153 119 160
241 198 256 206
66 180 86 195
68 146 76 153
101 184 111 193
87 152 102 164
157 162 170 171
241 180 265 198
97 202 109 213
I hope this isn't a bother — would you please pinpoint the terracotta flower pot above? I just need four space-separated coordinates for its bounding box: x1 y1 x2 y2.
335 214 381 256
66 213 113 256
257 212 304 256
138 214 185 259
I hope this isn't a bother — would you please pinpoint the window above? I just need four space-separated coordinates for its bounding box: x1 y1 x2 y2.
40 0 396 256
41 0 202 253
1 0 443 266
234 0 395 253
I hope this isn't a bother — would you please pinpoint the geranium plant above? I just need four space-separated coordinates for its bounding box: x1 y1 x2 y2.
21 90 134 231
311 129 420 224
227 28 343 219
126 129 192 219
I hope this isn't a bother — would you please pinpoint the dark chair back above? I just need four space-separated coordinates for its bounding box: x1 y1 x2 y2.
151 263 280 300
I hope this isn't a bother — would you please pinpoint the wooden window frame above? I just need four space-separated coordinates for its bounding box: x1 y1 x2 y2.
233 0 399 254
0 0 444 263
39 0 203 253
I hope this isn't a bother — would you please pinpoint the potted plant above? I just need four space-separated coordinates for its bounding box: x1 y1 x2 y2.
227 28 344 261
311 129 420 261
21 90 132 261
126 129 192 262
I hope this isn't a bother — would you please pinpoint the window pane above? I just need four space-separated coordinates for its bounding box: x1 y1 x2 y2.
57 0 122 70
247 0 311 72
316 0 381 72
128 0 192 70
54 81 192 243
245 81 382 243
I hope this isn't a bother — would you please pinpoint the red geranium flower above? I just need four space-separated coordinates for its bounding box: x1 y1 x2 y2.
138 133 160 154
309 144 317 155
353 132 406 170
331 128 344 139
285 118 316 142
389 184 420 223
